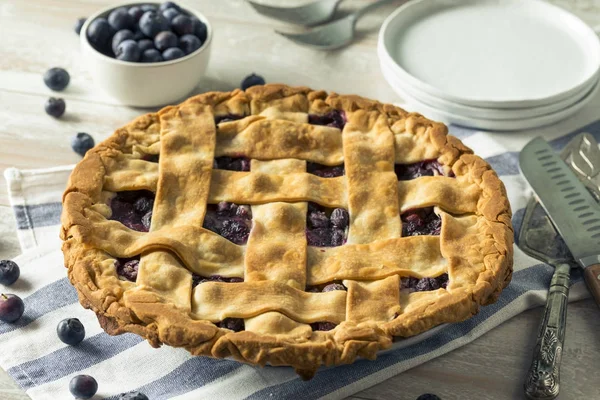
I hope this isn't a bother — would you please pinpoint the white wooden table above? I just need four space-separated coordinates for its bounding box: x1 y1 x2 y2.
1 1 599 399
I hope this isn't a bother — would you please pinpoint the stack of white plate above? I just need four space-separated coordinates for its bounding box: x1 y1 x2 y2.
378 0 600 131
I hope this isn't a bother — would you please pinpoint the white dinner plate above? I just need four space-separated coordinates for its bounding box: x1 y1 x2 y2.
381 62 600 131
380 58 597 121
378 0 600 109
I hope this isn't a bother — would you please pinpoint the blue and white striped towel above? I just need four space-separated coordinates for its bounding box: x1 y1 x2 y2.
4 109 600 399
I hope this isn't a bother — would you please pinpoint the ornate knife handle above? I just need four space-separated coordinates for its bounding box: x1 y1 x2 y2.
524 263 571 400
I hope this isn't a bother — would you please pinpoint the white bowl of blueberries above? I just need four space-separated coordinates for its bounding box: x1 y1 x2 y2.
81 1 211 107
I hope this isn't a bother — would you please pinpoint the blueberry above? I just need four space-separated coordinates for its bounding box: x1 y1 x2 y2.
322 283 346 292
179 34 201 54
139 11 170 38
141 49 163 63
159 1 181 12
330 208 349 229
44 97 66 118
0 294 24 323
0 260 20 286
154 31 178 51
138 38 154 52
220 219 250 244
236 205 251 219
331 229 345 246
306 228 331 247
112 29 135 55
74 18 86 35
171 14 193 36
132 29 145 40
71 132 95 157
116 40 141 62
119 391 149 400
141 211 152 230
308 110 346 130
162 47 185 61
87 17 116 52
311 321 336 331
308 211 329 229
191 17 207 42
416 394 441 400
57 318 86 345
43 67 70 91
110 7 134 31
241 73 265 90
69 375 98 400
128 6 145 23
134 196 154 214
218 317 244 332
140 5 157 12
116 259 139 282
162 7 180 22
415 277 440 292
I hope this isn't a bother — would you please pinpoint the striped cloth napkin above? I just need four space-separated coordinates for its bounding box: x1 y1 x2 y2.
3 117 599 399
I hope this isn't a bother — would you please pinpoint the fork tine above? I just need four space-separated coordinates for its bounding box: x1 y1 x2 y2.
247 0 337 26
275 29 349 50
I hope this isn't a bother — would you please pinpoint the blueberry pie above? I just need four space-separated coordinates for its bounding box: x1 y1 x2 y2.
61 84 513 379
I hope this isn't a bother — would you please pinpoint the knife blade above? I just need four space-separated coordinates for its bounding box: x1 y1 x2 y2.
519 136 600 307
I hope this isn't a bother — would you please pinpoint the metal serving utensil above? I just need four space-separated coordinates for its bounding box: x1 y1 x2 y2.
518 133 600 400
275 0 398 50
247 0 344 26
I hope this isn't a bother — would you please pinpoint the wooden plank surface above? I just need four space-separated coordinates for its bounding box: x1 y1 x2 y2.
1 1 600 399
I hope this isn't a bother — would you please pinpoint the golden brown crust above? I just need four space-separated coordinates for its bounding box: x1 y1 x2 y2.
60 84 513 378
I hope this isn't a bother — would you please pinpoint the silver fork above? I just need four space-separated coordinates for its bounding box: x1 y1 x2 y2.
247 0 344 26
275 0 399 50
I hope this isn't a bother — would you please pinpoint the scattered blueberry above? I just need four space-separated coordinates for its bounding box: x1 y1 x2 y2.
154 31 178 51
119 391 149 400
132 29 146 40
416 394 442 400
241 73 265 90
141 49 163 63
71 132 95 157
57 318 86 345
0 260 20 286
159 1 181 12
179 34 201 54
162 7 180 22
116 40 141 62
139 11 170 38
171 14 193 36
74 18 86 35
43 67 70 91
44 97 66 118
191 17 208 42
162 47 185 61
138 38 155 52
128 6 145 23
87 17 115 53
0 294 24 323
69 375 98 400
112 29 134 54
108 7 134 31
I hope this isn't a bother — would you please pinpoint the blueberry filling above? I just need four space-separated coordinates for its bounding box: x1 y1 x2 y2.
305 282 346 331
191 273 244 288
306 162 344 178
217 318 245 332
401 207 441 237
214 114 245 124
395 160 455 181
203 202 252 244
115 256 140 282
308 109 346 130
401 273 449 293
306 203 349 247
141 154 159 162
213 156 250 172
110 190 155 232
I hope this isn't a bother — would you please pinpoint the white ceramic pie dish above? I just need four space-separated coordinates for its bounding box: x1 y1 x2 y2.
378 0 600 109
80 1 212 107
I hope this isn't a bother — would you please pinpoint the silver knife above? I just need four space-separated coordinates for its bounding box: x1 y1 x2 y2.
519 137 600 304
